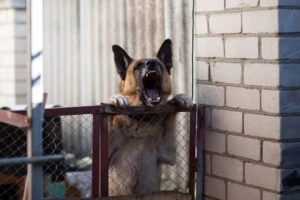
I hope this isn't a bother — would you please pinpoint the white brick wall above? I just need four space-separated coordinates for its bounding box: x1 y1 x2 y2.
196 61 209 80
204 176 226 200
196 37 224 58
212 155 243 181
212 109 242 133
198 84 224 106
225 37 258 58
261 90 279 113
263 141 280 166
260 0 300 7
205 131 226 153
226 0 258 8
195 15 208 34
262 191 280 200
209 13 241 34
228 182 260 200
197 0 224 12
228 135 260 160
226 86 260 110
211 62 242 84
196 1 300 198
244 63 279 87
245 163 280 191
244 114 280 139
243 10 278 33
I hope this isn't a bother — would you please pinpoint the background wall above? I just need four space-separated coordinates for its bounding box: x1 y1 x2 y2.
0 0 26 106
195 0 300 199
43 0 193 107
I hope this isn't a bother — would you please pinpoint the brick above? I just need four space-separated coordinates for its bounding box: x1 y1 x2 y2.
244 113 281 139
197 0 224 11
204 176 226 200
244 63 279 87
261 0 300 7
212 109 242 133
15 80 26 96
196 37 224 58
0 24 26 37
195 15 208 34
262 90 300 113
225 37 258 58
212 155 243 181
205 154 211 174
228 182 260 200
205 131 226 153
261 37 278 59
0 94 16 106
245 114 280 139
245 163 280 191
226 0 258 8
262 37 300 59
211 62 241 84
197 84 224 106
261 90 279 113
196 61 209 80
0 53 26 66
262 191 280 200
0 80 15 95
228 135 260 160
0 38 26 52
0 66 14 81
226 87 260 110
263 141 281 166
244 9 300 34
243 10 277 33
209 13 241 34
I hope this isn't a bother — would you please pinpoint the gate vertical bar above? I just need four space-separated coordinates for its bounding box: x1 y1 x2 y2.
26 0 44 199
92 113 101 197
189 105 197 200
196 106 205 200
100 115 109 197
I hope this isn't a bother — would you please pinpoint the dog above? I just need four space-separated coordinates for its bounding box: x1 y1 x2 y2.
108 39 192 196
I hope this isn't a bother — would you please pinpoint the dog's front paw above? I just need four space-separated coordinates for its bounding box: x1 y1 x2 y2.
168 94 193 109
109 94 129 107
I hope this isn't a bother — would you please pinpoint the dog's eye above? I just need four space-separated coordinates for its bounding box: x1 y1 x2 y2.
134 63 143 70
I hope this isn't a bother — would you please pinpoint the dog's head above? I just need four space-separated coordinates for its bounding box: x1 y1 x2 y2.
112 39 173 107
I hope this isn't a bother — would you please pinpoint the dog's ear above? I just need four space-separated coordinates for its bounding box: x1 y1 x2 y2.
156 39 172 74
112 45 133 80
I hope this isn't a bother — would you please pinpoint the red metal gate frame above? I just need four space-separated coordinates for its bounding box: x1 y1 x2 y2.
11 104 204 199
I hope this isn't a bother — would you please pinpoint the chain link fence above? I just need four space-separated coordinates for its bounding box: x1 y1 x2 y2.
0 105 201 199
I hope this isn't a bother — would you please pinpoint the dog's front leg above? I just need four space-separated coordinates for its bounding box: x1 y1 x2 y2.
167 93 193 109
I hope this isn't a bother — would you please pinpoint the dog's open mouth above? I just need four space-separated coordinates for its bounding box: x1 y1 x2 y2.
142 71 162 105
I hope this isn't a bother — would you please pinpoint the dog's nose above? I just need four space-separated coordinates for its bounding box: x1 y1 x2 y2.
145 60 157 67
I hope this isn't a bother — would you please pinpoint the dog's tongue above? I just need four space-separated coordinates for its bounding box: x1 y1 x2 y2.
146 89 159 100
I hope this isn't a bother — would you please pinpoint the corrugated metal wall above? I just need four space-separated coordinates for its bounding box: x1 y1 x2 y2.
43 1 193 178
43 0 193 106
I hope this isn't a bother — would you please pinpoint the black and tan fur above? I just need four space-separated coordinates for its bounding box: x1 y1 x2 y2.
108 39 192 196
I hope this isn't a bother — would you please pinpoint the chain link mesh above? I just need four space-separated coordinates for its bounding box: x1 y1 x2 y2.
0 109 191 199
108 112 190 196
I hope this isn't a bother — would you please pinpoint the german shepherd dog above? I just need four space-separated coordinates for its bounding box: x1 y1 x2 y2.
108 39 192 196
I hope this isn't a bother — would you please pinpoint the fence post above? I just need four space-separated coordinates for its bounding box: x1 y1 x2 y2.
26 0 44 199
92 113 101 197
100 115 109 197
189 105 197 200
196 106 205 200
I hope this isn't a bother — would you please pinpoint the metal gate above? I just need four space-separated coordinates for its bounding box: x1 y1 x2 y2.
0 104 204 199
